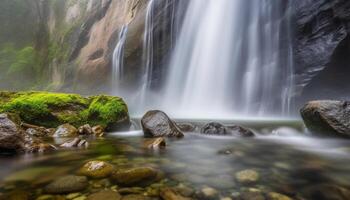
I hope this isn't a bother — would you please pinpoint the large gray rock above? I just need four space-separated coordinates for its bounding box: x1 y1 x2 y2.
141 110 184 138
0 113 25 154
300 100 350 138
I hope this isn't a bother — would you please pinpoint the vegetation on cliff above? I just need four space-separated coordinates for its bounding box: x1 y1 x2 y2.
0 91 129 129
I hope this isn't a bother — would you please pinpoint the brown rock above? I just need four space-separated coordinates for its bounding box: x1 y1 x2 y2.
53 124 78 138
87 190 121 200
60 137 88 148
160 188 193 200
78 124 93 135
111 167 159 186
143 137 166 149
0 113 25 154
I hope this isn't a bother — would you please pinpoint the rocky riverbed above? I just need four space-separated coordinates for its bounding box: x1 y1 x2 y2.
1 118 350 200
1 94 350 200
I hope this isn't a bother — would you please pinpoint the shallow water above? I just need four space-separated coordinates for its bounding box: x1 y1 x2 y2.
1 120 350 199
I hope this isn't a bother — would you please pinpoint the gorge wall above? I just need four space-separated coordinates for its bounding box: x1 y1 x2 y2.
294 0 350 105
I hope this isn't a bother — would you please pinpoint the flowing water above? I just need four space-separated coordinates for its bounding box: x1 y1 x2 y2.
1 121 350 199
162 0 295 118
112 25 128 96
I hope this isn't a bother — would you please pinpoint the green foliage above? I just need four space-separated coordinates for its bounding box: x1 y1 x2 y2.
0 91 129 129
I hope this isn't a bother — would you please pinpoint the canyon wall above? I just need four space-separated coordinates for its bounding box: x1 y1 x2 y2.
294 0 350 104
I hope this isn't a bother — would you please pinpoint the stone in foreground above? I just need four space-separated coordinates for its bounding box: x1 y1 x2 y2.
112 167 160 186
87 190 121 200
0 113 25 154
300 100 350 138
45 175 88 194
79 160 114 179
141 110 184 138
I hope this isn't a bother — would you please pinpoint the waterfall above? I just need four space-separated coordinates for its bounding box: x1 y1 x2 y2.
138 0 156 112
112 25 128 95
160 0 295 118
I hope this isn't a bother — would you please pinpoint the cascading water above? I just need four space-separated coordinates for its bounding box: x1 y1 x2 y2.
138 0 156 112
160 0 295 118
112 25 128 96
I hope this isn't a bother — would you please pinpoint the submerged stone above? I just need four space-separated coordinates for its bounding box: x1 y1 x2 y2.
266 192 293 200
235 169 260 184
160 188 193 200
78 160 114 179
121 194 150 200
87 190 121 200
143 137 166 149
111 167 159 186
45 175 88 194
141 110 184 138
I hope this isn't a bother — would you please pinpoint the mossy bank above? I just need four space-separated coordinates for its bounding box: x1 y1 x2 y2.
0 91 130 130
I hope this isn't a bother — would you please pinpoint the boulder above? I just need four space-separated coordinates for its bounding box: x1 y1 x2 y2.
141 110 184 138
300 100 350 138
45 175 88 194
87 190 121 200
111 167 160 186
0 113 25 154
0 91 129 130
201 122 254 137
53 124 78 138
78 160 114 179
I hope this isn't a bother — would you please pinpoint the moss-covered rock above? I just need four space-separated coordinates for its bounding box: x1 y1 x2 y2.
0 91 129 130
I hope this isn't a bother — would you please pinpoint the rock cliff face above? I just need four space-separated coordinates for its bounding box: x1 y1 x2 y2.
294 0 350 104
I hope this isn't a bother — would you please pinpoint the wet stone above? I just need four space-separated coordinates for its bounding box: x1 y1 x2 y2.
45 175 88 194
235 169 260 184
121 194 150 200
266 192 293 200
111 167 159 186
53 124 78 138
87 190 121 200
78 161 114 179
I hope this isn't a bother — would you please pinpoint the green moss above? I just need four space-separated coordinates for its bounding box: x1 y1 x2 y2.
0 91 129 129
87 95 129 128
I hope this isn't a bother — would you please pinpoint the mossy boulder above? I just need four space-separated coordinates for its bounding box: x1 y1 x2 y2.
0 91 130 130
